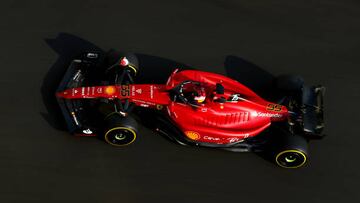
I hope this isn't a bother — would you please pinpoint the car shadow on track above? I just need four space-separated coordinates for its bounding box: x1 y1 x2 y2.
224 55 276 100
134 53 193 84
41 33 103 131
41 33 192 131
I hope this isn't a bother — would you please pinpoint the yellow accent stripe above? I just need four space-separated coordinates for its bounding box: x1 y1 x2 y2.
104 127 137 147
127 65 137 75
275 149 307 169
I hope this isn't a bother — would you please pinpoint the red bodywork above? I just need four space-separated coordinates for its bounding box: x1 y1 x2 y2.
57 70 289 144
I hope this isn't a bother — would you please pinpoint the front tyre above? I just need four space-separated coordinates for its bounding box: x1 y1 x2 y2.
122 53 139 77
103 113 138 147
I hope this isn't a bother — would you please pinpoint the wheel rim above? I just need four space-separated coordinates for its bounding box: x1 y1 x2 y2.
105 127 136 147
276 150 307 168
115 134 126 140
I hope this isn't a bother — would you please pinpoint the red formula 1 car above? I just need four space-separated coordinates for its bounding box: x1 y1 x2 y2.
56 50 325 168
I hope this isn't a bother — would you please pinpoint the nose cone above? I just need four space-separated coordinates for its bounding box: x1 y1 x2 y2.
56 90 71 98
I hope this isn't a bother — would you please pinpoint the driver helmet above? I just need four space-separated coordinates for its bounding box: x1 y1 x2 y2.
120 57 129 66
193 87 206 103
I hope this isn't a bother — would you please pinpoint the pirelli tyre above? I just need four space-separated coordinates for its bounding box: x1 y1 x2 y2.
122 52 139 77
103 113 138 147
274 134 309 169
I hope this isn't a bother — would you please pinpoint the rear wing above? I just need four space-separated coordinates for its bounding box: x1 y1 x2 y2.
286 84 325 139
302 85 325 138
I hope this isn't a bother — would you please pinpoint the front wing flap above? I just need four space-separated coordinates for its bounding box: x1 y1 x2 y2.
56 59 96 135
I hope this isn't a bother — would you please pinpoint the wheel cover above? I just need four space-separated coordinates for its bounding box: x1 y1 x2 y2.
105 127 136 147
115 134 126 140
276 150 307 169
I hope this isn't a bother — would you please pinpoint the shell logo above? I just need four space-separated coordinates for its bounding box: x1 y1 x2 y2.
185 131 201 140
105 86 116 95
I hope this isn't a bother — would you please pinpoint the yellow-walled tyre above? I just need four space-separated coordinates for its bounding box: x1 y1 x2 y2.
123 53 139 77
103 113 138 147
274 134 309 169
275 149 307 169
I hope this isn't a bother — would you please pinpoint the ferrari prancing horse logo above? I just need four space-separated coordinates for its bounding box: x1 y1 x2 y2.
136 88 142 94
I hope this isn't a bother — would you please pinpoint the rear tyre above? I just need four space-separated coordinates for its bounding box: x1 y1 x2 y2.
274 134 308 169
103 113 138 147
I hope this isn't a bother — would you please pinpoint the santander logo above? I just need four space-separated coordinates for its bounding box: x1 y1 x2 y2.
254 112 282 118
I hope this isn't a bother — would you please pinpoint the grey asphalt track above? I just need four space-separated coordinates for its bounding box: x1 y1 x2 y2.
1 0 360 202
